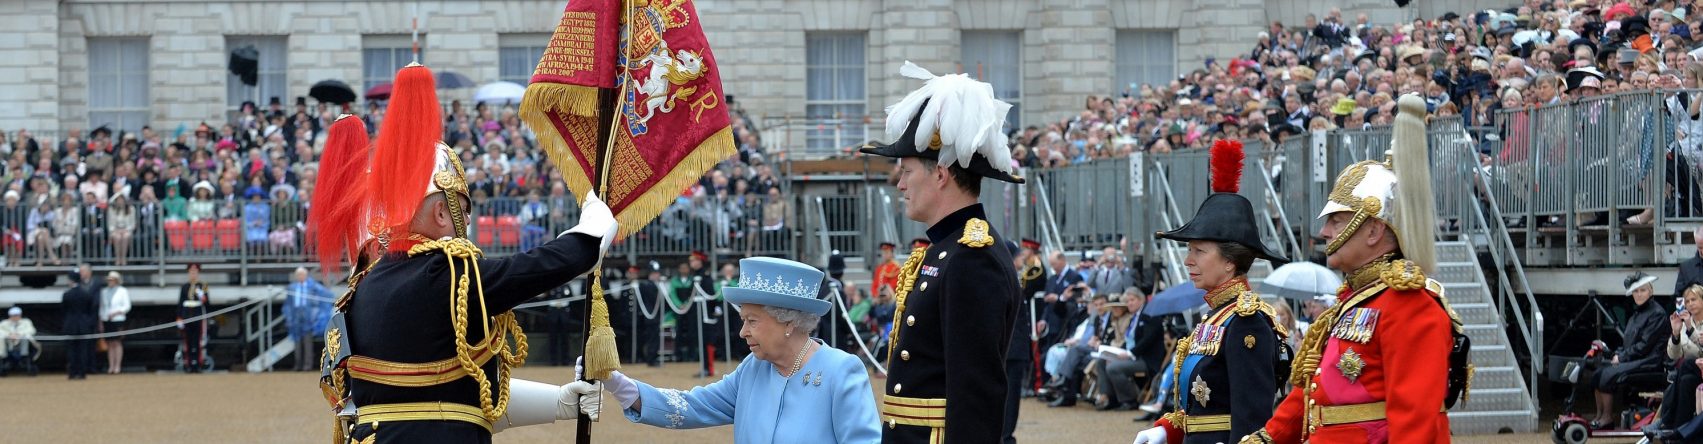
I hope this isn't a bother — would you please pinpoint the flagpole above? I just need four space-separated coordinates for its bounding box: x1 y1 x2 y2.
579 1 634 442
410 2 419 63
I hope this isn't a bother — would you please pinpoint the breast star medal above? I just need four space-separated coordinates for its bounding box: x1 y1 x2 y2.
1190 375 1212 406
1338 347 1366 383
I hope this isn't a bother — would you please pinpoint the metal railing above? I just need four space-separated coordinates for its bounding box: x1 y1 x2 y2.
0 194 812 278
1029 174 1067 256
1490 90 1703 265
759 116 879 160
1427 115 1544 405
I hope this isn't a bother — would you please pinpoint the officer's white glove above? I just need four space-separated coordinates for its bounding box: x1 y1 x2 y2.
561 380 602 422
1132 426 1167 444
495 377 597 432
606 370 641 409
564 191 618 255
565 357 605 421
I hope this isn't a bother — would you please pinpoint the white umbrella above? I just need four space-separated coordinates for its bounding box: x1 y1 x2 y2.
1258 261 1343 300
473 81 526 106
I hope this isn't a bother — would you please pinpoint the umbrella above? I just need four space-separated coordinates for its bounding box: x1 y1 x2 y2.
473 81 526 105
436 71 475 89
1258 262 1343 300
309 80 357 104
1146 282 1206 316
365 82 392 101
228 45 259 87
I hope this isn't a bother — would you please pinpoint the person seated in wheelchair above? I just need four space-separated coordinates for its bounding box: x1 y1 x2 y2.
1 306 37 376
1588 272 1673 429
1650 284 1703 440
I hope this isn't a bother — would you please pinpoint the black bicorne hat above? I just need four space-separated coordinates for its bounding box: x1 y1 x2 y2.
1153 140 1289 265
860 99 1024 184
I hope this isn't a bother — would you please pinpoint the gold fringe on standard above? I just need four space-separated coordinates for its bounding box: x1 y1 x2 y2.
605 127 736 240
522 83 601 118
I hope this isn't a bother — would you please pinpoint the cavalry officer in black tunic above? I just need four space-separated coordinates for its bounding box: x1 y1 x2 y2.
308 64 611 444
859 61 1023 444
1133 140 1289 444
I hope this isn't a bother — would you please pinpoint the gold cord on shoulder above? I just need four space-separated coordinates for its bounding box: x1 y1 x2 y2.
1287 265 1392 386
407 238 527 423
885 246 928 367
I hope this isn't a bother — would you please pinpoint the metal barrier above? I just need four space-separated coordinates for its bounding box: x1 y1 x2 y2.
0 194 816 276
1487 90 1703 265
759 116 879 160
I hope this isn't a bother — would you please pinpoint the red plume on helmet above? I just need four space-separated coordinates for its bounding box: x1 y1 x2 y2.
368 63 442 247
308 115 371 274
1209 139 1244 194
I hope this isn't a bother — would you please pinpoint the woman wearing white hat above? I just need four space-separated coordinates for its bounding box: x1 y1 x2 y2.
604 257 881 443
186 181 216 222
1587 271 1671 428
101 271 130 374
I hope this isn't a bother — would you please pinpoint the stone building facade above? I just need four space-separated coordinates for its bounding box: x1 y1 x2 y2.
3 0 1508 146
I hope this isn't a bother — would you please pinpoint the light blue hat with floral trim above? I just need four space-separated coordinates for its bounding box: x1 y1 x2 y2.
724 257 830 316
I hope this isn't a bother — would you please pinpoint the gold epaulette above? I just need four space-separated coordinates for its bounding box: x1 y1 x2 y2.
1234 291 1289 339
959 218 993 248
1377 259 1426 291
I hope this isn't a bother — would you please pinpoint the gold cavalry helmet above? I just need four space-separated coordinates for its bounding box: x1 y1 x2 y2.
1318 93 1437 273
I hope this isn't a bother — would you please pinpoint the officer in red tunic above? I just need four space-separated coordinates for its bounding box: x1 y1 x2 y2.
873 242 901 295
1239 94 1469 444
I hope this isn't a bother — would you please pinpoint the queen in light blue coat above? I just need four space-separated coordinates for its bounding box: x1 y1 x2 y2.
605 257 881 443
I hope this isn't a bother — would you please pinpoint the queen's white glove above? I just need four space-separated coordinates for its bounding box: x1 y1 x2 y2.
565 191 617 255
605 370 641 410
1132 426 1167 444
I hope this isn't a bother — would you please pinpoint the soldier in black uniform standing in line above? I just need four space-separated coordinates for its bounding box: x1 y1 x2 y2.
635 261 665 367
860 62 1023 444
177 263 210 373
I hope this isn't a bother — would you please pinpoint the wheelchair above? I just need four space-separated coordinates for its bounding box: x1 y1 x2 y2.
1552 340 1670 444
1 339 40 376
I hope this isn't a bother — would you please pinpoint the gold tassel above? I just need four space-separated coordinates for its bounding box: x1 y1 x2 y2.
583 270 623 379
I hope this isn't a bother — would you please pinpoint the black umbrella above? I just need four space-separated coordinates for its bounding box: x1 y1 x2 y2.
228 45 259 87
436 71 475 89
309 80 357 104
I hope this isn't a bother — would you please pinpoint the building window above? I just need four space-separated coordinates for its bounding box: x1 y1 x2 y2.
225 36 288 121
499 33 551 85
960 30 1022 130
805 32 867 152
87 38 151 134
1115 30 1176 98
364 35 424 93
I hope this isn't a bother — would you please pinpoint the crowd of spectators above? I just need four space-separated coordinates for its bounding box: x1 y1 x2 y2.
1009 0 1703 171
0 94 785 267
16 1 1703 268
